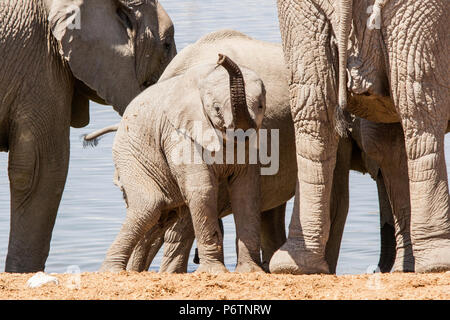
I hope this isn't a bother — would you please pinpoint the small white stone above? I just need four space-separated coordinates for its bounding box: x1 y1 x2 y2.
26 272 59 288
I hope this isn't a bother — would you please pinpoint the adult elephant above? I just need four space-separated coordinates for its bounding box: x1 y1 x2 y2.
82 30 403 274
0 0 176 272
270 0 450 274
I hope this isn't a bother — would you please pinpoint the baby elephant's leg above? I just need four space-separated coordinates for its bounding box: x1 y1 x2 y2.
230 165 264 273
160 207 195 273
101 187 165 272
127 224 166 272
180 168 228 274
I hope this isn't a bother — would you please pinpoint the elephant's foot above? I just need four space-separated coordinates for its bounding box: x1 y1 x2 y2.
99 262 126 273
234 262 264 273
392 247 415 272
261 261 270 273
414 241 450 273
269 241 330 275
195 262 229 274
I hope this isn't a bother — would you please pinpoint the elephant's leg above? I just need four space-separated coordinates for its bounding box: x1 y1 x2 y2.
325 137 352 274
360 120 414 272
159 207 195 273
181 170 227 274
101 192 164 272
127 225 165 272
260 203 287 272
6 116 69 272
375 172 396 273
126 208 181 272
270 0 338 275
230 165 263 273
384 0 450 272
194 219 223 265
402 121 450 272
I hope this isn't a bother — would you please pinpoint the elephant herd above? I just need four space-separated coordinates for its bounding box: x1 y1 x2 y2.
0 0 448 275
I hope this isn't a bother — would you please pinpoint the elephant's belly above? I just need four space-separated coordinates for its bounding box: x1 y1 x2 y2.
348 94 400 123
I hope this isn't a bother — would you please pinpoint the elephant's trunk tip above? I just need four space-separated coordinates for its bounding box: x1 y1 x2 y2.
217 53 226 66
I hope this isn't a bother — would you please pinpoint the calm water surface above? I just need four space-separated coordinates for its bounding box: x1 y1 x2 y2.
0 0 449 275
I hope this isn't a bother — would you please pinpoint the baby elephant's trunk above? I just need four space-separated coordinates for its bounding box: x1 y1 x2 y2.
217 54 256 131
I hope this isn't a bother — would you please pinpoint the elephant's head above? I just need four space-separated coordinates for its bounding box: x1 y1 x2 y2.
201 54 266 133
47 0 176 127
166 54 266 152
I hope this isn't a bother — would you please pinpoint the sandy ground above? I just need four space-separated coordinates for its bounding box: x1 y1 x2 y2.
0 271 449 300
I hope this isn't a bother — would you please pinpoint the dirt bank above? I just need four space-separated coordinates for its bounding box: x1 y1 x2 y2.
0 272 449 300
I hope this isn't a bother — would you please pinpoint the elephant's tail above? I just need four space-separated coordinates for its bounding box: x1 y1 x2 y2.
336 0 353 138
82 124 120 148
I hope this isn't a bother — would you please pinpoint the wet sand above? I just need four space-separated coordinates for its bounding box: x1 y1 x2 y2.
0 272 449 300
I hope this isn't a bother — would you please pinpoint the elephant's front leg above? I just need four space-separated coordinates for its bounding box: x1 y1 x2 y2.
181 169 227 274
229 165 263 273
6 116 70 272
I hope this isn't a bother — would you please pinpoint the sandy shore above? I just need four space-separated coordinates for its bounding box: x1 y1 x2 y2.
0 271 449 300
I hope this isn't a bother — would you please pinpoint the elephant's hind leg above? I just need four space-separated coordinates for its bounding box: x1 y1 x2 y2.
6 114 70 272
126 224 165 272
101 188 165 272
159 207 195 273
260 203 287 272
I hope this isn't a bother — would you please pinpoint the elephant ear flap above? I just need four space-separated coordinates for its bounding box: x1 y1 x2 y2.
48 0 83 49
48 0 142 115
48 1 91 128
164 88 222 153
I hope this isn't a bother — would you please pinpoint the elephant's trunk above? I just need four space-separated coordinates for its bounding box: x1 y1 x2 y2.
217 54 256 131
335 0 353 137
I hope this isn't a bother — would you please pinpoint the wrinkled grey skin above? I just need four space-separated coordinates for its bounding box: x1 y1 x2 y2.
126 119 404 275
92 31 401 274
100 60 268 274
124 31 296 273
271 0 450 274
0 0 176 272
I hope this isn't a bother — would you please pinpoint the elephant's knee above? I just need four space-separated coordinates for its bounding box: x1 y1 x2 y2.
8 149 37 195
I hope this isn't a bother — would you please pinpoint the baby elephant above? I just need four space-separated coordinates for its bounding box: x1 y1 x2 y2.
100 55 267 274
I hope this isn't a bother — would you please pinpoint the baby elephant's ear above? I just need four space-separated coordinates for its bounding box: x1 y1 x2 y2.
164 84 222 153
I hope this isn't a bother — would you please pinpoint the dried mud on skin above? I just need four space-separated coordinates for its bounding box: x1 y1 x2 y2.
0 272 449 300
